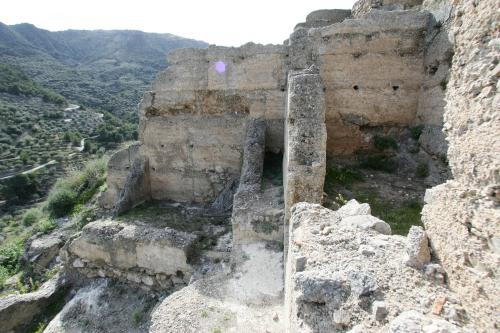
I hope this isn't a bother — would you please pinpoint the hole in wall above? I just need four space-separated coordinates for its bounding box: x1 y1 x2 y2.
263 151 283 187
160 144 165 148
353 85 359 90
392 86 400 91
152 167 156 171
428 64 439 75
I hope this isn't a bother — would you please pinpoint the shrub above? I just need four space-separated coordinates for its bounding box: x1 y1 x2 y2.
360 154 398 173
47 188 78 218
22 208 41 226
0 266 10 289
0 237 25 274
416 163 429 178
1 174 40 203
35 218 56 233
46 158 107 217
373 135 398 151
410 125 424 140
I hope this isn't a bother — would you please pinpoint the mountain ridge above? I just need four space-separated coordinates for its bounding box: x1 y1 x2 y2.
0 22 208 117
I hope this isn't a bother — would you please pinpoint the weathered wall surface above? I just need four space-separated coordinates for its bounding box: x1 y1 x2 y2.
99 143 141 209
415 0 455 157
64 220 196 290
352 0 423 17
283 67 326 255
231 119 284 245
137 44 287 204
422 0 500 330
293 9 352 31
290 10 429 154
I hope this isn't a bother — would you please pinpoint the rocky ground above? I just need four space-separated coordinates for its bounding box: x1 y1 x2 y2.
285 201 477 332
39 241 284 333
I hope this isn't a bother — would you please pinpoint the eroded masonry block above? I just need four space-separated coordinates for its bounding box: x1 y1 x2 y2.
64 220 196 290
113 155 151 216
99 143 141 209
422 1 500 328
0 274 68 333
352 0 423 17
284 67 326 223
284 202 467 332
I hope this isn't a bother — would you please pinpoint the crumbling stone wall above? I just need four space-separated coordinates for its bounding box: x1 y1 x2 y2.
415 0 455 157
232 119 284 245
422 0 500 329
290 10 430 155
285 202 470 332
63 220 196 290
102 44 287 206
99 143 141 209
353 0 423 17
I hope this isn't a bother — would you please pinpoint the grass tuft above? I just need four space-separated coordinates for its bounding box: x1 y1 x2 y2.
325 166 364 192
353 189 423 235
373 135 398 151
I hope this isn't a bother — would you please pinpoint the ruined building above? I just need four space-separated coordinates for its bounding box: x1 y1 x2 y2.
1 0 497 332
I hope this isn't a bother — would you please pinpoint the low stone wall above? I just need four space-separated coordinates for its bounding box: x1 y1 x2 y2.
99 143 141 210
232 119 285 245
63 220 196 290
285 201 471 332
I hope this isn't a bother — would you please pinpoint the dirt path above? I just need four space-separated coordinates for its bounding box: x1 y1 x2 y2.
0 160 58 181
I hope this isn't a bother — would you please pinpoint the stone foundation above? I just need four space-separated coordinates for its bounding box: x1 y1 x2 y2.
63 220 196 290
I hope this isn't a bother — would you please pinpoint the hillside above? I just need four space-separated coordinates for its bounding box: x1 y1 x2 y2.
0 22 208 117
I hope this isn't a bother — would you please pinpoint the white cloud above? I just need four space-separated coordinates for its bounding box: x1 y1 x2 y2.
1 0 356 46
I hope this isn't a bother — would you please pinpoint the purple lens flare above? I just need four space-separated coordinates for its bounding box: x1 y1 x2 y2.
215 61 226 73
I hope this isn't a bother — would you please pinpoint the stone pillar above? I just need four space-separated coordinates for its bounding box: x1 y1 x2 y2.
283 66 327 253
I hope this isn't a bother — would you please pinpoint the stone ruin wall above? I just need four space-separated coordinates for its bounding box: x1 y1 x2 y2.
421 0 499 329
102 6 439 208
138 45 287 204
290 7 430 155
97 0 499 329
101 44 288 208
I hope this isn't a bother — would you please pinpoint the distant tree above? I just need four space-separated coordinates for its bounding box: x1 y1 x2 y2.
0 174 40 203
19 150 30 165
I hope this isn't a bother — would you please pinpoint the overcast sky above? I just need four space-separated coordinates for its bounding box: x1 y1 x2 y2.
1 0 356 46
